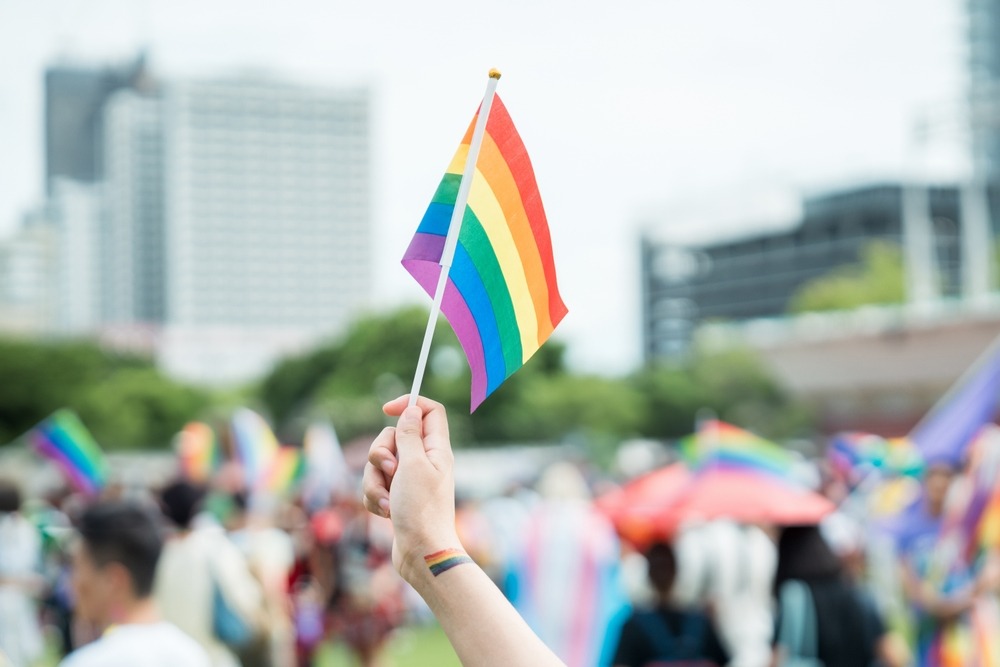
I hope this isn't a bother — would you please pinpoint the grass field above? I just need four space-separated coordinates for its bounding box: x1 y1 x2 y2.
39 624 460 667
318 624 460 667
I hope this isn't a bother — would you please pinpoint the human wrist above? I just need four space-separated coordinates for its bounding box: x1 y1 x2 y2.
398 531 464 586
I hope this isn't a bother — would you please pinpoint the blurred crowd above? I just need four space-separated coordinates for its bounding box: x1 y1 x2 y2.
1 421 999 667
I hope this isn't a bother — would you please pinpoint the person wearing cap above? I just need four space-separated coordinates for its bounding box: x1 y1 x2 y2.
363 395 565 667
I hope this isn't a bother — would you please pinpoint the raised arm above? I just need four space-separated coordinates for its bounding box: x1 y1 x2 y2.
363 395 564 667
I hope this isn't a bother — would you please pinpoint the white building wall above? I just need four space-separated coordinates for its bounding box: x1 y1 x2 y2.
51 179 102 333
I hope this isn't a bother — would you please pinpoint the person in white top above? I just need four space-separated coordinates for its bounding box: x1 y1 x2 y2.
59 501 210 667
154 482 264 667
0 480 44 667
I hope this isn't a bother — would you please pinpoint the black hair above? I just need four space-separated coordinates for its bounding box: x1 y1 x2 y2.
0 479 21 514
646 541 678 594
774 524 842 592
159 480 206 529
78 501 164 598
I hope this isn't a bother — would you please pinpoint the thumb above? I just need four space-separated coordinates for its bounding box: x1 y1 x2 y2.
395 406 427 463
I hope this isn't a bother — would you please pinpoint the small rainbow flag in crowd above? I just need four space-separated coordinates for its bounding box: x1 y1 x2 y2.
682 420 794 478
263 446 305 495
828 432 924 488
403 72 567 410
230 408 279 488
176 422 220 483
30 410 107 496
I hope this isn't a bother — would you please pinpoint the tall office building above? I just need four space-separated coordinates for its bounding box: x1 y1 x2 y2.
97 75 371 382
44 55 149 193
50 180 103 333
969 0 1000 180
0 208 57 334
102 90 164 324
641 184 963 362
163 77 370 333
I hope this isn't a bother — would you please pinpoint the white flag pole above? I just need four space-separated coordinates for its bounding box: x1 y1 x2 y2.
408 69 502 408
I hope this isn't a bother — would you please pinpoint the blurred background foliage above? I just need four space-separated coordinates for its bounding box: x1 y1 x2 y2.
0 305 814 455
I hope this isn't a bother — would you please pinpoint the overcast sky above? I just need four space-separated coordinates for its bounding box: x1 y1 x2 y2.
0 0 966 374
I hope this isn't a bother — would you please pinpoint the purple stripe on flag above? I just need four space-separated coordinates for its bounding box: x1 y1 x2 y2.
402 231 446 263
33 435 98 495
910 345 1000 465
403 234 488 408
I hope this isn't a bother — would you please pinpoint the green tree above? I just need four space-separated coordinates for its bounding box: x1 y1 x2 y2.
75 368 208 450
260 307 812 449
0 338 207 449
788 241 905 314
261 306 469 441
629 348 811 441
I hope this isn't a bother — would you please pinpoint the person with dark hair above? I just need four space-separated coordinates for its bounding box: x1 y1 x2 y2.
773 525 899 667
60 500 209 666
154 481 264 667
0 479 44 666
611 542 728 667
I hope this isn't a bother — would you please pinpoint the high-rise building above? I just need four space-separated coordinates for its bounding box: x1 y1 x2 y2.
95 75 371 382
641 183 963 362
102 90 164 324
0 208 57 334
969 0 1000 181
44 55 149 193
50 180 103 333
162 77 370 333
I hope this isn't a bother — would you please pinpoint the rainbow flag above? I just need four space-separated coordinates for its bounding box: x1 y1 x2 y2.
30 410 107 496
402 93 567 410
230 408 279 488
683 420 795 478
828 432 923 486
263 446 305 495
176 422 220 483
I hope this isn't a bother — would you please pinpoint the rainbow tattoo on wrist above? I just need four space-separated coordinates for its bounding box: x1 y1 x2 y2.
425 548 473 576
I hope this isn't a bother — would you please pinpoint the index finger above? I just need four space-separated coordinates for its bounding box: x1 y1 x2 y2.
383 395 450 453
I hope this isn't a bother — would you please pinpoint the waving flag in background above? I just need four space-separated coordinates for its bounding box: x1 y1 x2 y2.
230 408 279 488
30 410 107 496
176 422 220 483
909 336 1000 466
402 86 567 410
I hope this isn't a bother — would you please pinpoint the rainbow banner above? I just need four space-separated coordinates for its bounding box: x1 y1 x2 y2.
230 408 279 488
30 410 107 496
263 446 305 495
176 422 220 483
682 420 795 478
402 91 567 410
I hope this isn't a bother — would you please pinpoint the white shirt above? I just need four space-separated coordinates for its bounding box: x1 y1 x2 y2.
60 622 211 667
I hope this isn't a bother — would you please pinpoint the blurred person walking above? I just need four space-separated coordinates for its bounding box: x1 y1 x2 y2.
59 500 210 666
154 481 265 667
0 480 44 667
228 493 297 667
507 462 630 667
611 542 728 667
773 525 900 667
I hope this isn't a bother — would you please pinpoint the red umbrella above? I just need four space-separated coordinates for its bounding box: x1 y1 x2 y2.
664 467 835 526
596 463 691 549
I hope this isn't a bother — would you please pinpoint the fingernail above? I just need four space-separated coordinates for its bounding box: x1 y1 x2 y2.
381 459 394 475
403 406 422 421
378 498 390 515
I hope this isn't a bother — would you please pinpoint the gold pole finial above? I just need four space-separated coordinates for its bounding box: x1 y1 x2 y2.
489 68 502 80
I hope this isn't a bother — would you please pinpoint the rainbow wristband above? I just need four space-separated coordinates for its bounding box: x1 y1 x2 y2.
424 548 473 576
